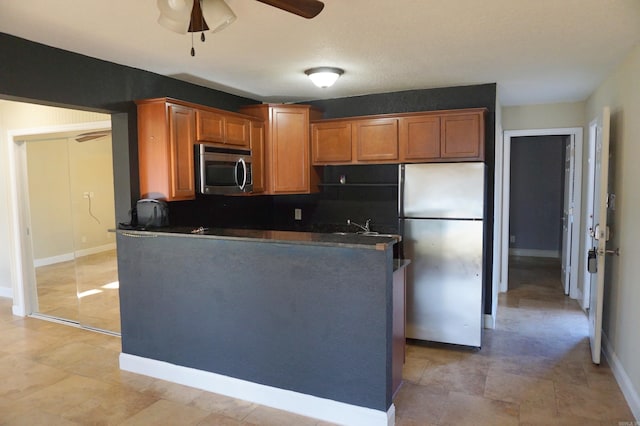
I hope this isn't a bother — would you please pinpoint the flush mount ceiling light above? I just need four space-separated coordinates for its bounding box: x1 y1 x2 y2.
305 67 344 88
157 0 236 56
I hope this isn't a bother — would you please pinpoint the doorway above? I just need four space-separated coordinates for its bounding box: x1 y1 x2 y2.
500 128 583 299
4 101 120 334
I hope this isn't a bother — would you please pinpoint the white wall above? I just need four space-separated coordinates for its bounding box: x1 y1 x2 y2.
502 101 585 130
584 43 640 419
0 100 109 296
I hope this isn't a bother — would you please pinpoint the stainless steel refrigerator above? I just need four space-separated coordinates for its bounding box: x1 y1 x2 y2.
399 163 485 347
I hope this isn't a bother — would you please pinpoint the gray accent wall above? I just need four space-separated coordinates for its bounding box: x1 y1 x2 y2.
509 135 567 253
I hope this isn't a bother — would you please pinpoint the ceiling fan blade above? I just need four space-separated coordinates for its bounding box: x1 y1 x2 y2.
255 0 324 19
75 130 111 143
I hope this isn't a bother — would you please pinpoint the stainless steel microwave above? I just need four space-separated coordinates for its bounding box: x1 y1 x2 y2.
195 144 253 195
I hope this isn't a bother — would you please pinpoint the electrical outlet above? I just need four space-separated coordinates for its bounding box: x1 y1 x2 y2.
81 236 87 243
510 235 516 243
294 208 302 221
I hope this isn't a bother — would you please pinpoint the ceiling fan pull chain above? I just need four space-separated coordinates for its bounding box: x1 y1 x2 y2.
191 32 195 57
200 3 206 43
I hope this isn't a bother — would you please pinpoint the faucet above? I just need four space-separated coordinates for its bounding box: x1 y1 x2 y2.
347 219 371 233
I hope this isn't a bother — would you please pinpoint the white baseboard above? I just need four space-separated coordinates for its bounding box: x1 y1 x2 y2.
119 353 394 426
483 314 495 329
602 332 640 421
0 286 13 299
34 243 116 267
34 252 74 267
509 248 560 258
75 243 116 258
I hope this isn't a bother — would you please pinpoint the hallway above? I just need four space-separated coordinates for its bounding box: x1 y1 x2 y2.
0 257 634 424
394 256 634 425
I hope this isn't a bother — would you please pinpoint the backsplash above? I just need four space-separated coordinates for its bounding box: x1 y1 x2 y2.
168 195 273 230
168 164 399 234
272 164 399 233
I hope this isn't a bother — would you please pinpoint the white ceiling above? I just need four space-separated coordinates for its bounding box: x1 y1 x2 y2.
1 0 639 106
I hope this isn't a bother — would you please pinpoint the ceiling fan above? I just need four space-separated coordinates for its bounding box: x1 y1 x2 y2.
157 0 325 55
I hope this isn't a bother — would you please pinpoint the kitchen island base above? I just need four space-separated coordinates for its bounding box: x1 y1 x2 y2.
116 229 400 426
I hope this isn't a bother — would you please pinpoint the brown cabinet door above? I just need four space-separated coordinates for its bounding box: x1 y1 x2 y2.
271 107 309 193
196 109 224 143
225 116 250 147
353 118 398 162
311 121 352 164
249 120 265 193
399 115 441 161
168 104 196 200
441 113 483 160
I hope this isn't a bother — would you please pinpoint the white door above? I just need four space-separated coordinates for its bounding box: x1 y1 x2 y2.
561 137 575 295
589 107 612 365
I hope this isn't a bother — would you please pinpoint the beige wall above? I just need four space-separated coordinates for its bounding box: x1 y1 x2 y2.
502 101 585 130
26 135 116 262
584 43 640 416
26 139 75 260
0 100 110 294
68 135 116 252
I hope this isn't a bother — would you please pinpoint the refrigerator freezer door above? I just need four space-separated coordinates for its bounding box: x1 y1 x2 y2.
404 218 483 347
403 163 485 219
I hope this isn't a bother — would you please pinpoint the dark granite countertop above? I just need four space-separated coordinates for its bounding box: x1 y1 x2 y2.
116 226 401 250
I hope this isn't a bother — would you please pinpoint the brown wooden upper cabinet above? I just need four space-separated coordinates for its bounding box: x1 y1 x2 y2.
310 118 399 165
240 104 322 194
399 115 441 160
136 99 196 201
353 118 399 162
196 109 250 148
400 110 484 162
311 121 352 164
311 108 485 165
440 112 484 160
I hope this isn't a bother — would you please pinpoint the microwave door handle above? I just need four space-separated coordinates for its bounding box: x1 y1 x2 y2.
237 158 247 190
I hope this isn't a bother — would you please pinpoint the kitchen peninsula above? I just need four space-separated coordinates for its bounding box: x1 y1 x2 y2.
116 227 406 426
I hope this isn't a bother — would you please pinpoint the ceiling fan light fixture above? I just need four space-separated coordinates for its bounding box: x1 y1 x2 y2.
305 67 344 88
157 0 194 34
201 0 236 33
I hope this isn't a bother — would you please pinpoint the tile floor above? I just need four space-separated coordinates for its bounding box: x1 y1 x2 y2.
35 249 120 334
0 256 635 424
394 256 635 425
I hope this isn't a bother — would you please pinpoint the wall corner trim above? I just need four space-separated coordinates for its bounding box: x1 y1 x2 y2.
119 353 394 426
602 332 640 420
